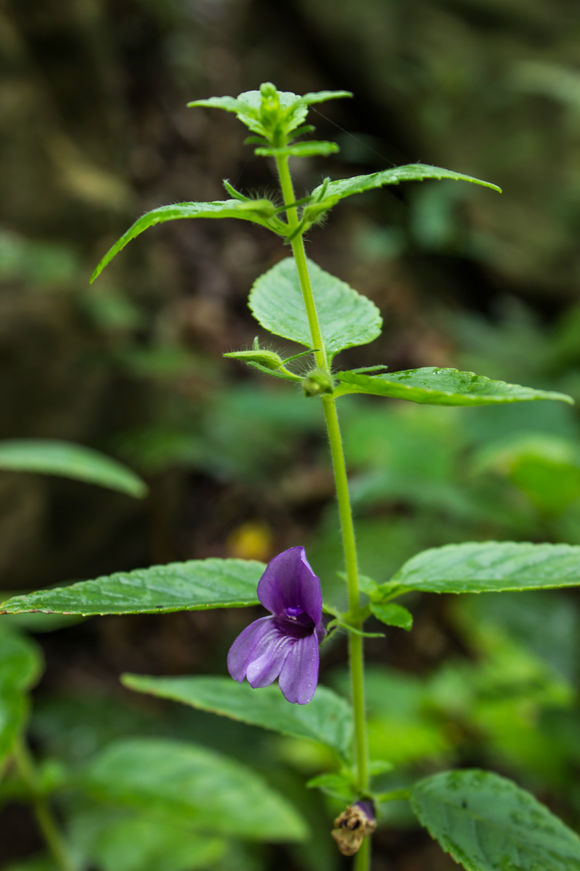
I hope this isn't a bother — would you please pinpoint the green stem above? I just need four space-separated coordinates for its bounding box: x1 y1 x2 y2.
13 740 76 871
275 156 370 864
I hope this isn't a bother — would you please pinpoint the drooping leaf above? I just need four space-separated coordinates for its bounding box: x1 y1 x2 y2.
0 440 147 498
382 541 580 597
333 367 573 405
249 258 382 359
122 675 352 758
83 738 308 842
91 199 284 282
308 163 501 222
188 87 351 139
410 769 580 871
369 602 413 631
0 559 264 616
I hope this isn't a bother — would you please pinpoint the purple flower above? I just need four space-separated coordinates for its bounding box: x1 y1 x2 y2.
227 546 325 704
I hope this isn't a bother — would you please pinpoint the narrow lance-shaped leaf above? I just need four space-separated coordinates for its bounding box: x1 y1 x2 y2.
0 440 147 498
91 199 284 282
410 769 580 871
0 559 264 616
249 257 382 359
308 163 501 213
381 541 580 598
333 367 573 406
83 738 308 842
122 675 353 758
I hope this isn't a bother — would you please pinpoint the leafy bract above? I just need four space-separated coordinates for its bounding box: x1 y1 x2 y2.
307 163 501 223
333 367 573 405
90 200 284 282
0 559 264 616
369 602 413 631
122 675 352 758
250 258 382 359
0 440 147 498
410 769 580 871
83 738 307 842
383 541 580 597
188 86 351 139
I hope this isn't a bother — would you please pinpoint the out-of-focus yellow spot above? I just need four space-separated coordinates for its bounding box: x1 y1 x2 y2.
227 521 273 561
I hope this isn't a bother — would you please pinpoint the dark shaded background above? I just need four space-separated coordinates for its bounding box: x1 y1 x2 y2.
2 2 580 869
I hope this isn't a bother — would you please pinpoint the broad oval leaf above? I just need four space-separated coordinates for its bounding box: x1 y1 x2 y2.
91 199 281 282
410 769 580 871
249 258 382 359
0 440 147 498
370 602 413 631
334 368 573 406
122 675 352 758
310 163 501 208
83 738 308 842
0 559 264 616
384 541 580 596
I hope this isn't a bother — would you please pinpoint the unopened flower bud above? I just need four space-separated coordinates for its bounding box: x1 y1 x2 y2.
331 799 376 856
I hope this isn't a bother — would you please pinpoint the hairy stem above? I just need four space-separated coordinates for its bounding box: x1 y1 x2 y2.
275 155 370 863
13 740 76 871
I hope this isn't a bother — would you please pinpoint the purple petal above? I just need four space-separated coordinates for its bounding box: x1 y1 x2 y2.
258 547 322 624
278 632 319 704
227 616 275 682
246 627 294 688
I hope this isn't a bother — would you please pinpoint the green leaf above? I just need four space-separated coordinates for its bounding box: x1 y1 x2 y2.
370 602 413 631
0 559 264 616
83 738 308 842
308 163 501 218
91 199 283 282
122 675 352 758
334 367 573 405
70 807 225 871
0 440 147 498
384 541 580 596
249 258 382 359
410 769 580 871
255 141 339 158
306 772 356 802
0 631 42 764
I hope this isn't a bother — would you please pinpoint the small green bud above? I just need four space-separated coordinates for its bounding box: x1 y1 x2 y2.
224 349 284 370
259 82 281 131
303 370 334 397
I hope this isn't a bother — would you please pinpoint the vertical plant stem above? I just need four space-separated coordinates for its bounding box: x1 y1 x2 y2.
13 740 76 871
276 155 370 812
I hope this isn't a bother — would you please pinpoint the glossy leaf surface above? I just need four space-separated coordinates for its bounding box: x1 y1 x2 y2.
411 769 580 871
122 675 352 758
0 440 147 498
250 257 382 358
385 541 580 596
83 738 308 841
334 367 573 405
0 559 264 616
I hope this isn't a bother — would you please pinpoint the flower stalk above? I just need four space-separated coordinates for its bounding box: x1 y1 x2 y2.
275 154 371 849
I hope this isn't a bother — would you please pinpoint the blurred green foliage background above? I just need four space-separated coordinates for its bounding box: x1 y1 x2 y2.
1 1 580 869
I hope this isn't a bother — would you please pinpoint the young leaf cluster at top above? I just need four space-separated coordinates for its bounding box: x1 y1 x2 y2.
90 82 502 283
